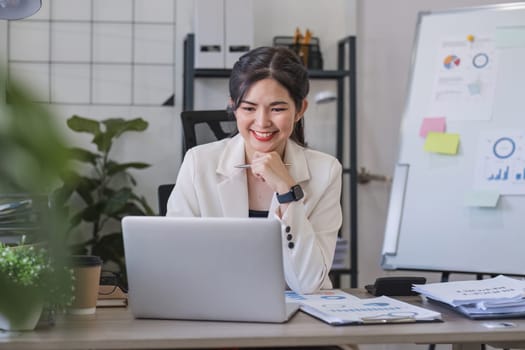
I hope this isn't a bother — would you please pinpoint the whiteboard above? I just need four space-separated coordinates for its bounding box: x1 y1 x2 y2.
382 3 525 275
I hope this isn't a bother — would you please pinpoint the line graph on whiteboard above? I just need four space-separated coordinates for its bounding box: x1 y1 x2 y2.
475 130 525 194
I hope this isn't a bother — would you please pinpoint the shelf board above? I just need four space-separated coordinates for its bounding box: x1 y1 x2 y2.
309 70 351 79
193 69 350 79
193 69 231 78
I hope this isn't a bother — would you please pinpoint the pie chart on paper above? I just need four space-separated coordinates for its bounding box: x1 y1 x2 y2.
443 54 461 69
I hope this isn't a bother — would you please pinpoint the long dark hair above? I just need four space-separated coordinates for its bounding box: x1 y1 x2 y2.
228 46 309 146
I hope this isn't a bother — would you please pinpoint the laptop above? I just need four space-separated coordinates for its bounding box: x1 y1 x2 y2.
122 216 299 323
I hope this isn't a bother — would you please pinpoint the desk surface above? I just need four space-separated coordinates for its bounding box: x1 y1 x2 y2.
1 290 525 350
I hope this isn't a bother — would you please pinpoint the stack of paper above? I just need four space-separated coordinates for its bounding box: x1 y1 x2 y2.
0 199 37 244
412 275 525 319
0 199 35 227
97 285 128 308
285 290 442 325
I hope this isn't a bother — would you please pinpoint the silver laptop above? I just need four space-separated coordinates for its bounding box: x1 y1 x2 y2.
122 216 299 323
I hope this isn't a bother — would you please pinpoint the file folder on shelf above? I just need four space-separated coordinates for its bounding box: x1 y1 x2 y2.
225 0 253 68
194 0 253 69
194 0 224 68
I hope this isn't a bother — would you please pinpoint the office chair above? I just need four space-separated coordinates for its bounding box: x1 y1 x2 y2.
157 184 175 216
157 110 236 216
180 109 236 155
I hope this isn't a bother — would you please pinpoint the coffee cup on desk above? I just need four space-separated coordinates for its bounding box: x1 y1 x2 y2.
68 255 102 315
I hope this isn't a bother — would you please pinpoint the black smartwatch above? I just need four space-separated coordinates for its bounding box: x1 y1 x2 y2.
276 184 304 204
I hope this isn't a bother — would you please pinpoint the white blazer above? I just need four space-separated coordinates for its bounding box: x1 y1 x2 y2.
167 134 342 293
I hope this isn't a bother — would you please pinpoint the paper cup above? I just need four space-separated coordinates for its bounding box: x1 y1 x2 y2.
69 255 102 315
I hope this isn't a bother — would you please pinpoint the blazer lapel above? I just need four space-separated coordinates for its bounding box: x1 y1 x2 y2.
284 140 310 185
216 135 249 217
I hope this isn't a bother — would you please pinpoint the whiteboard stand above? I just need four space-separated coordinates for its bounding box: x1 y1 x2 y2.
382 3 525 283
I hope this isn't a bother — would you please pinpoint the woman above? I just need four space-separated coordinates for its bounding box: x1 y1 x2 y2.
167 46 342 294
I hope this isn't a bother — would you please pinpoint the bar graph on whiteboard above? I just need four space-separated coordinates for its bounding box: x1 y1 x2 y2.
475 130 525 194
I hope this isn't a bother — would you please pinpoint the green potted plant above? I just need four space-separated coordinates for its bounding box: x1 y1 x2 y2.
0 239 74 331
54 115 154 288
0 68 73 330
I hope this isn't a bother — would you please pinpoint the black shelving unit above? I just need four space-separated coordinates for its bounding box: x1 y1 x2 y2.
183 34 358 288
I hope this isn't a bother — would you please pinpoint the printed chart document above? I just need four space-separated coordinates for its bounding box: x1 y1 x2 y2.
285 290 442 325
413 275 525 319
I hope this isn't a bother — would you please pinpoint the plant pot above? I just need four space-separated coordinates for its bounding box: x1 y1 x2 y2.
0 286 44 331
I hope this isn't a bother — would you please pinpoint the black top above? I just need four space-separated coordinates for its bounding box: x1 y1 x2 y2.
248 209 269 218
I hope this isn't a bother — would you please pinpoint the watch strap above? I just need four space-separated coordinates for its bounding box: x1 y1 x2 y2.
276 184 303 204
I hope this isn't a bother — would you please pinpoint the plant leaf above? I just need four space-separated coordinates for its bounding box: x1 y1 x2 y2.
103 188 132 215
92 132 113 154
103 118 148 139
81 204 103 222
130 193 155 215
67 211 84 231
75 176 100 205
68 147 100 165
67 115 101 135
106 161 150 176
103 201 145 220
91 233 125 270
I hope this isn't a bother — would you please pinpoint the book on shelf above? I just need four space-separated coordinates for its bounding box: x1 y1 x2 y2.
0 198 38 228
412 275 525 319
285 289 442 325
97 285 128 308
0 199 32 214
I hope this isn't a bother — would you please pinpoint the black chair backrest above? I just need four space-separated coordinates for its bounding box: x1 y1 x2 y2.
180 109 237 155
157 183 175 216
158 110 237 216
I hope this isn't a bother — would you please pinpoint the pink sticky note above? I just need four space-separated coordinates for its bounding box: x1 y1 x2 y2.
420 117 446 138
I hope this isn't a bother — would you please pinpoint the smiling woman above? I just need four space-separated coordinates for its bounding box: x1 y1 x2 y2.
167 46 342 295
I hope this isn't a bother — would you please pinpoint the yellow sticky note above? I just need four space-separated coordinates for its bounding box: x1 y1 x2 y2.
424 132 460 155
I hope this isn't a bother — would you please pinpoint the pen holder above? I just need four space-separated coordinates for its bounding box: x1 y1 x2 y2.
273 36 323 70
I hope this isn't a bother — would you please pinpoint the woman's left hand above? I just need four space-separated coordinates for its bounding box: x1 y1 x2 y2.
250 151 296 194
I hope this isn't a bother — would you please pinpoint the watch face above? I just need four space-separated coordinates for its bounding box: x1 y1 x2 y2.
292 185 304 200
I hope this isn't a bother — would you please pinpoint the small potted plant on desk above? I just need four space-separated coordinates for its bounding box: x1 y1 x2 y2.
0 68 73 331
0 238 74 331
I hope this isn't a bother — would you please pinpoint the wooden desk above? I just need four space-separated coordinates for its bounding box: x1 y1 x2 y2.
1 290 524 350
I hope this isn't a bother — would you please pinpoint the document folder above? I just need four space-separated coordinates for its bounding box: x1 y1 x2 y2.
428 298 525 320
285 290 442 326
413 275 525 320
194 0 224 68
